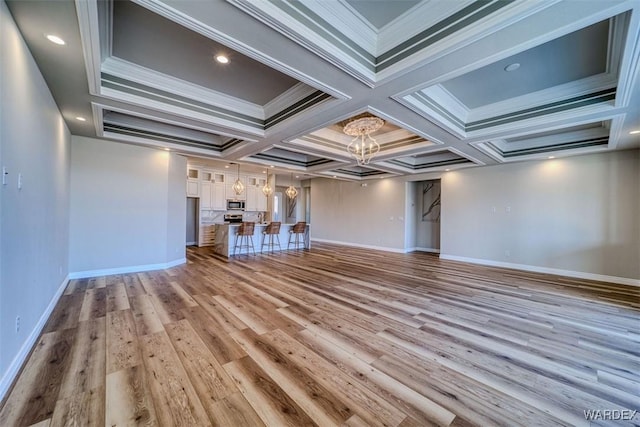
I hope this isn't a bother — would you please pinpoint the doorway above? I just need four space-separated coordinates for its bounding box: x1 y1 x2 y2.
186 197 198 246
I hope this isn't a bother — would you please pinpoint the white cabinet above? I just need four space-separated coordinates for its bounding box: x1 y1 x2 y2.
212 172 226 210
200 171 226 211
245 176 268 211
186 167 201 197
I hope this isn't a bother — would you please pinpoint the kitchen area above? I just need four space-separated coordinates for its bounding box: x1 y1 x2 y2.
186 161 310 256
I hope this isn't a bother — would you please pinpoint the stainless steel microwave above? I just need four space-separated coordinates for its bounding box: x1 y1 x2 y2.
227 200 245 210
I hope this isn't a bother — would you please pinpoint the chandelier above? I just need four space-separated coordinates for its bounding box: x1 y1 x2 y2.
262 172 273 196
231 163 245 195
285 172 298 199
343 116 384 165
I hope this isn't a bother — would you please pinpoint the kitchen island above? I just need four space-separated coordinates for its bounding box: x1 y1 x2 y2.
213 223 310 256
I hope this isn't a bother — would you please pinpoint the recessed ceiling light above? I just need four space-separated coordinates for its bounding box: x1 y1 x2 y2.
295 175 300 178
504 63 520 72
46 35 65 45
224 165 230 169
75 116 86 122
262 170 267 174
548 156 555 159
630 130 640 134
270 165 275 168
164 148 171 151
332 175 337 178
215 55 229 64
445 169 450 172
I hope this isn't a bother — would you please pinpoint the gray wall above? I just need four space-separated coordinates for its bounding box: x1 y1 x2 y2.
310 178 407 250
441 150 640 281
69 136 186 275
1 1 71 396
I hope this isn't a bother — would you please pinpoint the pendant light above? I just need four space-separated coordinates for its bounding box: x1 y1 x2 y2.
231 163 245 195
262 172 273 196
285 172 298 199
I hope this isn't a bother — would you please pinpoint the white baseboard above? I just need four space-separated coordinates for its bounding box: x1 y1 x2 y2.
69 257 186 279
0 275 69 402
186 241 196 246
439 254 640 287
409 247 441 254
311 238 407 253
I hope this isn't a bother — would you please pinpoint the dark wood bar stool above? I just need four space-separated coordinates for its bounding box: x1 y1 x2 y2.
233 222 255 255
260 222 281 253
287 221 307 250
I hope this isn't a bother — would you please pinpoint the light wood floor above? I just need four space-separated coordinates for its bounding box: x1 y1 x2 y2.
1 244 638 426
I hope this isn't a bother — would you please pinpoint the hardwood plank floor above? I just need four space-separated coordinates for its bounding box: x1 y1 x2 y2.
1 243 638 426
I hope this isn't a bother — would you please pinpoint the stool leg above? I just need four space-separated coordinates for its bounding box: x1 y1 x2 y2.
275 234 281 251
249 234 255 255
260 233 265 253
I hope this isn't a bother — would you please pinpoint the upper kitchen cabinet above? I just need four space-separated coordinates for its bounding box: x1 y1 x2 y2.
245 176 268 211
186 166 201 197
199 169 226 210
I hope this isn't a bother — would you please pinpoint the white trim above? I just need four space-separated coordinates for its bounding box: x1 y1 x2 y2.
263 83 318 119
412 247 441 254
0 276 69 402
102 57 264 118
99 87 264 137
75 0 102 95
311 238 406 253
68 258 186 279
439 254 640 287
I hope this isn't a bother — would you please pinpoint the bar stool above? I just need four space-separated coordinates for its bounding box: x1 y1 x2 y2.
260 222 281 253
233 222 255 255
288 221 307 250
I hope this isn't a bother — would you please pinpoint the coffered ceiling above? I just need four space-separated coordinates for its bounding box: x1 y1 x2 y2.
6 0 640 181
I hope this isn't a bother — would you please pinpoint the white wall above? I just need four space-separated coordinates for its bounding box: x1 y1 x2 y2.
441 150 640 283
310 178 407 251
1 0 71 397
69 136 186 275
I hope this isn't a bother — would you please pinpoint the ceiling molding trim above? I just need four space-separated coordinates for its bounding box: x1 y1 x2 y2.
265 90 333 129
103 129 224 158
91 102 259 142
133 0 360 95
300 0 376 54
612 10 640 107
376 0 513 72
249 152 334 169
103 123 225 151
102 57 264 118
91 103 105 137
264 83 317 118
466 88 617 131
226 0 376 86
397 92 467 139
75 0 103 95
332 168 387 178
376 0 474 54
100 76 265 131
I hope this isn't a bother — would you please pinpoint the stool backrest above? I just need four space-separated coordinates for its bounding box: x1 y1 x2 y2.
238 222 255 235
266 222 281 234
292 221 306 233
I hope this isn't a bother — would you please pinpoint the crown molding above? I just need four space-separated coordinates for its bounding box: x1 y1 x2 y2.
226 0 376 87
134 0 361 94
376 0 475 56
75 0 103 95
263 83 317 119
100 85 265 137
301 0 376 54
102 57 264 118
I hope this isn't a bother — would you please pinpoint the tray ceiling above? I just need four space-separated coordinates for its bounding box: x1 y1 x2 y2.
6 0 640 181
